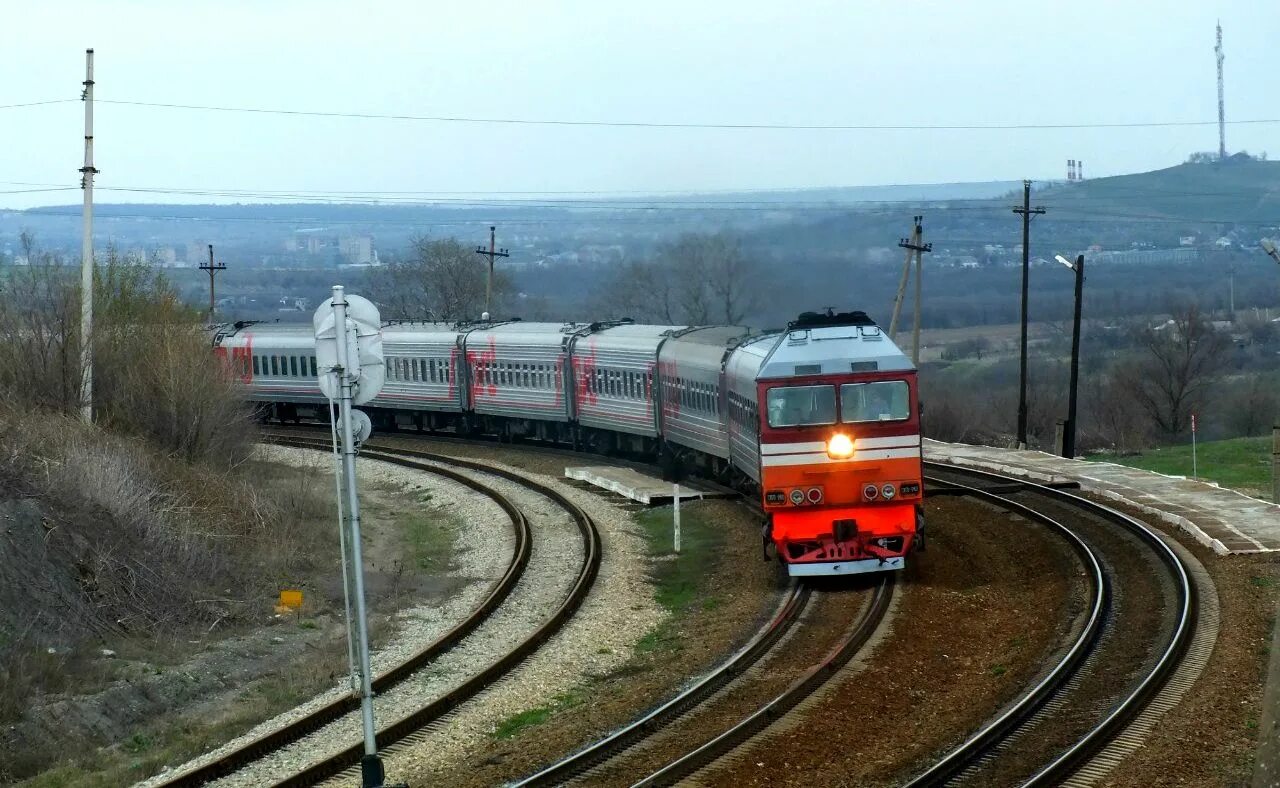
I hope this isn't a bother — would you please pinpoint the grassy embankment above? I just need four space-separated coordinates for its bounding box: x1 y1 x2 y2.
1088 436 1273 501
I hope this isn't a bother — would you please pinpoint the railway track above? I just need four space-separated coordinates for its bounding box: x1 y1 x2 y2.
155 436 602 787
511 577 892 787
906 462 1213 788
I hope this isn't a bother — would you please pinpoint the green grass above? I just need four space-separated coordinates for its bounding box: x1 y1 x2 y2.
628 504 726 657
1087 436 1272 500
491 690 586 740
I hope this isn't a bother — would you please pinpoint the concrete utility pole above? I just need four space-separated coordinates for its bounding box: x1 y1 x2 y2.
891 216 931 365
474 225 509 318
79 48 97 424
200 244 226 322
1012 180 1045 449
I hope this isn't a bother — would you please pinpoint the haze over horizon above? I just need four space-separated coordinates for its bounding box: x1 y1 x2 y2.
3 0 1278 211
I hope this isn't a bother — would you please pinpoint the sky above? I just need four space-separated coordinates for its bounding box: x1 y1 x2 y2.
2 0 1278 210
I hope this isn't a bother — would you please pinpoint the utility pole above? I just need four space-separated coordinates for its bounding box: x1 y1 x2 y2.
200 244 226 322
891 216 931 364
474 225 508 318
79 48 97 425
1012 180 1045 449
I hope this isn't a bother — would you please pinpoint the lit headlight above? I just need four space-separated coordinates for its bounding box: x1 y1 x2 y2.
827 433 854 459
882 483 896 500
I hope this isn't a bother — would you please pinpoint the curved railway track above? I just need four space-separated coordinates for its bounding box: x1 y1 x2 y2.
909 462 1202 788
156 436 602 787
179 425 1210 787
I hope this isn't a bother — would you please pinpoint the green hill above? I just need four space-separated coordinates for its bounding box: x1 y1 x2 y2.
1039 158 1280 226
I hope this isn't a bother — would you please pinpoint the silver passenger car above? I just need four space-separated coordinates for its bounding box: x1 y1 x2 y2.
368 322 467 413
569 323 681 438
657 326 751 459
462 321 584 422
723 332 780 482
217 323 325 406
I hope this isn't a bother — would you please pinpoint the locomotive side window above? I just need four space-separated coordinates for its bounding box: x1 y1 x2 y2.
841 381 911 423
766 385 836 427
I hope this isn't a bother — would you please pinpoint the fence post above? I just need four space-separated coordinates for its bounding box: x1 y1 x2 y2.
1272 424 1280 503
1054 420 1066 458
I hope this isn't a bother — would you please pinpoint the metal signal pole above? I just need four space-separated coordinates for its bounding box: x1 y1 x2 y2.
200 244 226 322
474 225 509 317
79 48 97 424
1012 181 1045 448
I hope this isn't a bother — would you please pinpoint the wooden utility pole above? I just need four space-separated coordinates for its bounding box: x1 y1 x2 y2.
474 225 509 318
1012 181 1046 448
891 216 930 365
200 243 226 322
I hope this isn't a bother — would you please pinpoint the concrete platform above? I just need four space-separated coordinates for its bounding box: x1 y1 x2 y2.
565 466 733 506
926 439 1280 555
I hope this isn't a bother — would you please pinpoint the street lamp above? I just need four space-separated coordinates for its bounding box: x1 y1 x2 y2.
1054 254 1085 459
1263 238 1280 264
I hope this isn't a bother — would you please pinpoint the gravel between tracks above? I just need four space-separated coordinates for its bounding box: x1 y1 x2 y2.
138 446 513 787
344 453 664 787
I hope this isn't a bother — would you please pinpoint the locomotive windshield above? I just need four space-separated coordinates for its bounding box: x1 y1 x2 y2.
766 385 836 427
841 380 910 423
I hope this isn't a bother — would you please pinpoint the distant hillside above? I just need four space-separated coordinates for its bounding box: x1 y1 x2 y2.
1038 158 1280 225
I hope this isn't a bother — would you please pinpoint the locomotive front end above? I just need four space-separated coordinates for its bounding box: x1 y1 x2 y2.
756 312 923 576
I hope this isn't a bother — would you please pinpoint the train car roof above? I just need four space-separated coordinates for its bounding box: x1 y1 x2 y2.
665 325 751 347
757 319 913 379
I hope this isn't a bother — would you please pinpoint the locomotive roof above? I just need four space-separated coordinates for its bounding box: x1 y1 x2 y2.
756 322 914 379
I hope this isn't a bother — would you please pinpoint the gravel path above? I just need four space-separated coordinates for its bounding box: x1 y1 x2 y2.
340 455 664 788
138 446 513 787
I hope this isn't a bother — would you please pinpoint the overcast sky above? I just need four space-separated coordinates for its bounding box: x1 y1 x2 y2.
2 0 1277 209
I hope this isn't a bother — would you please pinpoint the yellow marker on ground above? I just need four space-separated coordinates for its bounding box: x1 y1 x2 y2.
277 590 303 613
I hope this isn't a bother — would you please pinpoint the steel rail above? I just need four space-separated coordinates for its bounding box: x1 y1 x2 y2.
916 462 1196 788
631 576 895 788
923 462 1196 787
267 438 603 788
901 472 1108 787
156 437 534 787
513 581 810 787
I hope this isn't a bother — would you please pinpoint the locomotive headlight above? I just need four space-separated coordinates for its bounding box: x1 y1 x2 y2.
881 483 896 500
826 433 854 459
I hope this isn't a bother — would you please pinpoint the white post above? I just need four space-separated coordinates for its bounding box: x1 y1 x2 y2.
332 286 378 758
79 48 96 423
1191 413 1198 480
672 483 681 553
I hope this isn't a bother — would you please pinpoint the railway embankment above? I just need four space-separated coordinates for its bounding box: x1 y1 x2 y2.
0 432 473 786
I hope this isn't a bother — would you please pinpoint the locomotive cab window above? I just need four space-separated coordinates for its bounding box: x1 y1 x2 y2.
766 385 836 427
841 381 910 423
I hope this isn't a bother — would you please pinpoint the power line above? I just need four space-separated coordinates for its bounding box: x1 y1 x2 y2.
0 99 77 110
87 98 1280 131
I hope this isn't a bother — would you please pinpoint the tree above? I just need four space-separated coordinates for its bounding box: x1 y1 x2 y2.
365 236 511 321
1120 305 1230 439
595 232 760 325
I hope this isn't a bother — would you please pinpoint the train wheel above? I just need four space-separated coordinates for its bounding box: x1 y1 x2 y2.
915 507 927 552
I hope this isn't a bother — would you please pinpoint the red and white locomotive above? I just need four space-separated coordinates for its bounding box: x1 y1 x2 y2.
215 309 922 575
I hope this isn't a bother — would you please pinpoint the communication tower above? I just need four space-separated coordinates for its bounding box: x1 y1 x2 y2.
1216 21 1226 160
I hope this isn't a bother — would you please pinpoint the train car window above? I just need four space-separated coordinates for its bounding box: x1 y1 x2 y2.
252 356 260 375
270 356 279 376
766 385 836 427
309 356 317 377
288 357 297 377
841 381 910 423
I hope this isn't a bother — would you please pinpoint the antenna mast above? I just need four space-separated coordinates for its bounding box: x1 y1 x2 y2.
1216 21 1226 161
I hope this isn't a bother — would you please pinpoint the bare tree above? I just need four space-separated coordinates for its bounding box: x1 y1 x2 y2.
596 232 760 325
1120 305 1231 439
365 236 511 321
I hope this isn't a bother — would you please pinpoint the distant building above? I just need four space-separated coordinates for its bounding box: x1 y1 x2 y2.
1215 236 1232 248
1179 235 1197 247
1089 248 1199 265
339 235 374 265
